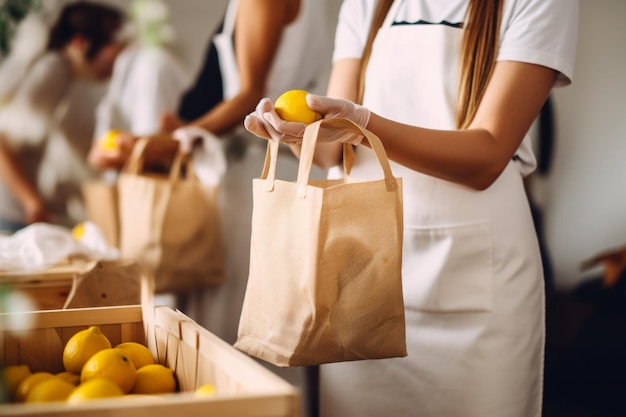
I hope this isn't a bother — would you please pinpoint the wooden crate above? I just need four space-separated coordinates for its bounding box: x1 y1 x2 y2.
0 261 83 310
0 260 146 311
0 305 300 417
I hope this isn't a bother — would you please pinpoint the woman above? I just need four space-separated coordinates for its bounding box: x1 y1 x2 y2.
245 0 579 416
0 2 126 233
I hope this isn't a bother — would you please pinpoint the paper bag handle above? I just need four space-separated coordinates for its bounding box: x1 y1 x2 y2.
123 136 188 183
259 118 398 197
301 118 398 197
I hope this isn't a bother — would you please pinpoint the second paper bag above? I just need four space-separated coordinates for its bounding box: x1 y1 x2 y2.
117 137 224 294
235 118 406 367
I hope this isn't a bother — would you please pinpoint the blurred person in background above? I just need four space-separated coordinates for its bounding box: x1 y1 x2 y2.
0 1 126 234
159 0 331 345
86 0 190 173
85 0 197 318
160 1 331 416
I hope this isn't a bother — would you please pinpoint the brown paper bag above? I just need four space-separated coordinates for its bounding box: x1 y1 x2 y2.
235 118 406 367
63 259 152 309
82 179 119 247
117 137 224 294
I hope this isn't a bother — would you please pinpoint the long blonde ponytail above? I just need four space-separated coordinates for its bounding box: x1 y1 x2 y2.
356 0 394 104
457 0 503 129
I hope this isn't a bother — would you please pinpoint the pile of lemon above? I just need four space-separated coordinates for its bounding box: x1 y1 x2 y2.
0 326 184 404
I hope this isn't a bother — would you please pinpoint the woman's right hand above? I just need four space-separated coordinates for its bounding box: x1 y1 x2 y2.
88 131 136 170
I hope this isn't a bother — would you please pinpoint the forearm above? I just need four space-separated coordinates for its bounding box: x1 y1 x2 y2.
197 0 294 137
365 115 508 190
190 89 262 136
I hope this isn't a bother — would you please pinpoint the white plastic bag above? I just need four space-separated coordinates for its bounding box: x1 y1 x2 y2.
172 126 227 186
0 222 119 272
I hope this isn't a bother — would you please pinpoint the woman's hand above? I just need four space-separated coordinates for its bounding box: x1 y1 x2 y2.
88 131 137 170
244 94 371 144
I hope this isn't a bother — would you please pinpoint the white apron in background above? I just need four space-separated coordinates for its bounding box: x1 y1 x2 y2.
320 2 545 417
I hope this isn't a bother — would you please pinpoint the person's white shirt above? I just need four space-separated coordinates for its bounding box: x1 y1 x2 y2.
94 43 189 140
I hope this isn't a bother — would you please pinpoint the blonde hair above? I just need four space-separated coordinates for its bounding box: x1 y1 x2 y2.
358 0 503 129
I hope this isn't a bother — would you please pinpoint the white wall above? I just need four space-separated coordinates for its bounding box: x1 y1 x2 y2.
536 0 626 289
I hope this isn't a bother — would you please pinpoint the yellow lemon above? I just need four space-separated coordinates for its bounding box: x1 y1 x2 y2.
195 383 216 397
55 371 80 386
115 342 156 369
67 377 124 404
14 372 55 402
25 377 75 403
274 89 322 124
130 364 176 395
1 364 31 401
99 130 120 151
81 348 136 393
63 326 112 374
71 223 85 240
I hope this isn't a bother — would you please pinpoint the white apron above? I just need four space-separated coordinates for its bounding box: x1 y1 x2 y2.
319 2 545 417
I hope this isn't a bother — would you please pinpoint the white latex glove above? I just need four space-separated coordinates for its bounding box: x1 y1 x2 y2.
244 94 371 145
172 126 227 186
243 98 296 143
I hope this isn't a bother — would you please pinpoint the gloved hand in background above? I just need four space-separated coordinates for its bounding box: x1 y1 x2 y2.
244 94 371 145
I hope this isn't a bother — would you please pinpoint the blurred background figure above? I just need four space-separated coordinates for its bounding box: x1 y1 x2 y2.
87 0 190 173
0 1 127 234
163 0 330 346
160 1 332 416
84 0 192 313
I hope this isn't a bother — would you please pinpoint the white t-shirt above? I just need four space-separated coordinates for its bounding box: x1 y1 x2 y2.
333 0 578 86
95 44 190 139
